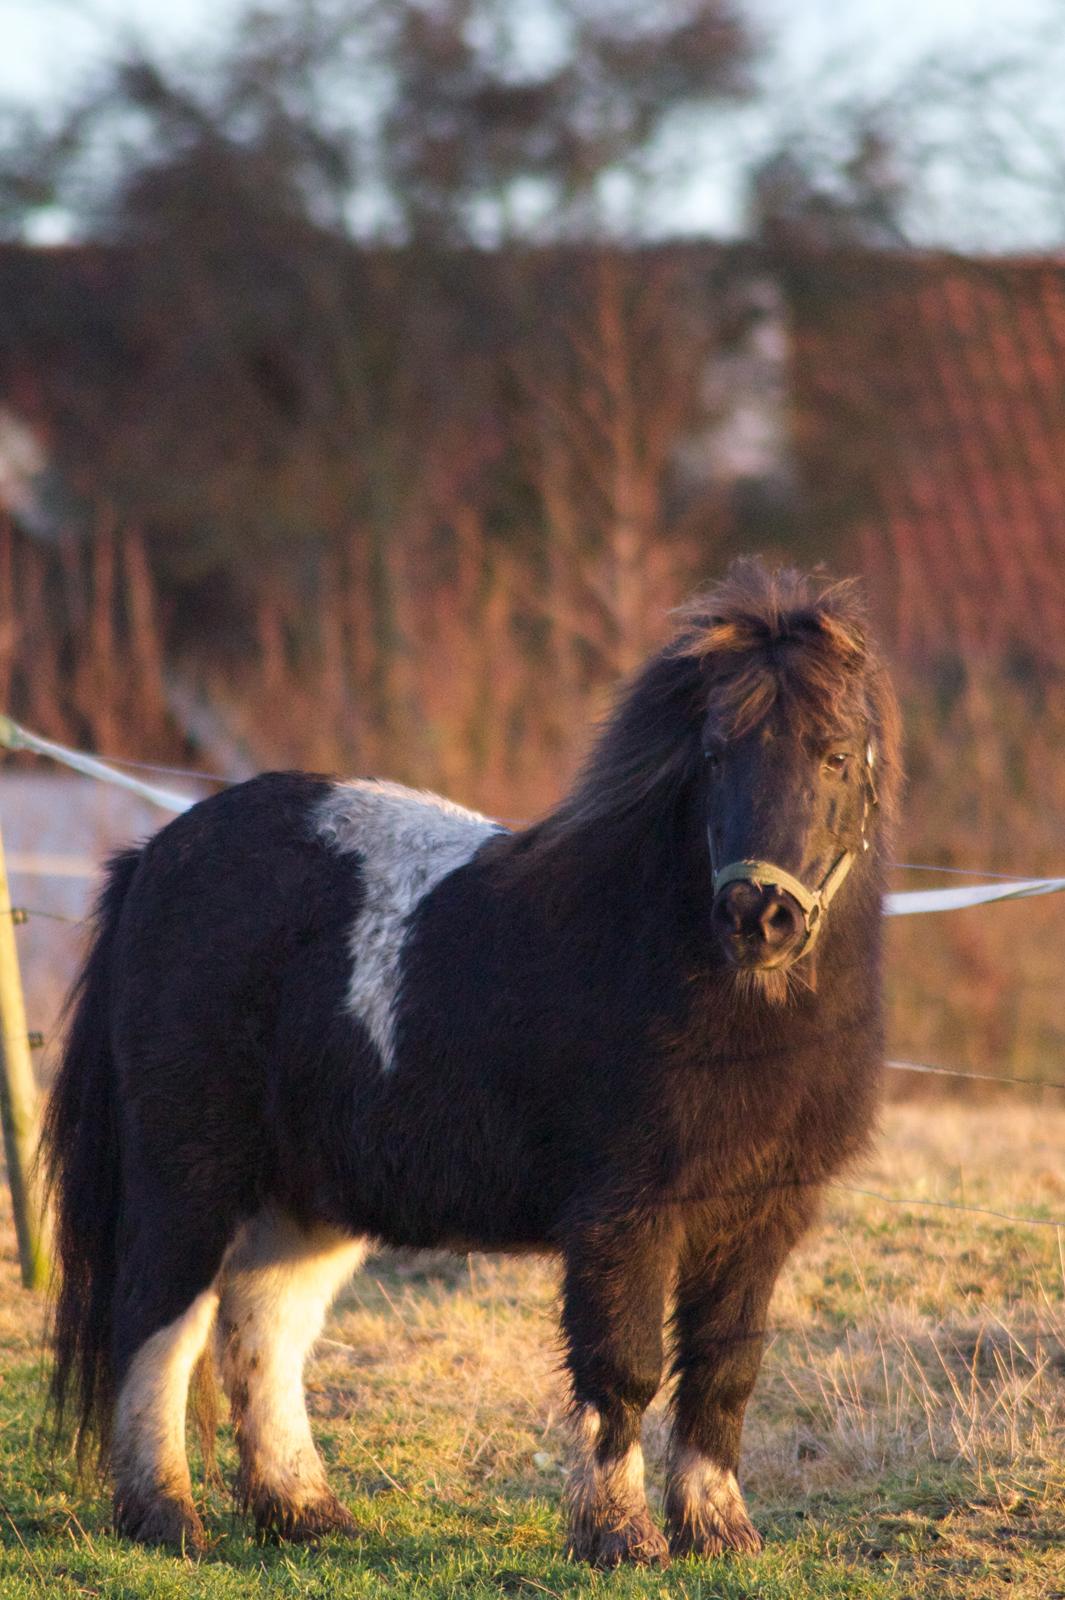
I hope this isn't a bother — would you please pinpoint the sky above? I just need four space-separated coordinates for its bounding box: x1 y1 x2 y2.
1 0 1051 102
1 0 1062 246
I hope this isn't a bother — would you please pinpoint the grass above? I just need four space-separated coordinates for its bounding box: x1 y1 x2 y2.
0 1100 1062 1599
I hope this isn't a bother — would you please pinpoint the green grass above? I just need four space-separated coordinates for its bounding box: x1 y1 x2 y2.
0 1102 1063 1599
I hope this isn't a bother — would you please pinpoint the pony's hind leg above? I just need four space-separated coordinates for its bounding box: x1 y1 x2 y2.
216 1209 367 1540
112 1285 219 1550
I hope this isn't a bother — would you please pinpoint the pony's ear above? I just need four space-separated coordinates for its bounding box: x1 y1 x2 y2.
864 659 903 830
810 607 867 669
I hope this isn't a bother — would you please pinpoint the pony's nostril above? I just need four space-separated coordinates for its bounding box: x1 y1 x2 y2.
712 893 741 935
714 882 760 936
759 890 802 947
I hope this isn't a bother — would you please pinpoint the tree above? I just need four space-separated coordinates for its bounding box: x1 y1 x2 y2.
2 0 756 248
749 121 909 252
380 0 754 240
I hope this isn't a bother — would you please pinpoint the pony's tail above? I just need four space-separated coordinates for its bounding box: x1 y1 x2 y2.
41 845 142 1468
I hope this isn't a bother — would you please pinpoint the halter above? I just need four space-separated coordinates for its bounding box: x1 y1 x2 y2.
708 742 878 960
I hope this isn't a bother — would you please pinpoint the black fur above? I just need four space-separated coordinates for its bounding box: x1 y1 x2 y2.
43 562 900 1564
44 845 141 1462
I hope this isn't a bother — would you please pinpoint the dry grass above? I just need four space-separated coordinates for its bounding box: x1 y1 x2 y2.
751 1104 1065 1507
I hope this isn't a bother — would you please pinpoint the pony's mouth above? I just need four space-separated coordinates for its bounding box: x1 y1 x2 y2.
722 945 816 1006
720 943 798 973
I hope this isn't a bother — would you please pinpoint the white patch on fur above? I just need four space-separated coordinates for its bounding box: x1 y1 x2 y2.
217 1208 368 1514
316 779 499 1071
113 1287 219 1511
668 1446 745 1520
566 1405 649 1527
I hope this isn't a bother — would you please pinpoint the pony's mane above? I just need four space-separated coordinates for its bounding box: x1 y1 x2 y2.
506 559 902 876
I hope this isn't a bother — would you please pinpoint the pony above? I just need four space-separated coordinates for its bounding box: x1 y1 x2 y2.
43 558 901 1566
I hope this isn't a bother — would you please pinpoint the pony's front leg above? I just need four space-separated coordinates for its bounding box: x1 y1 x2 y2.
665 1212 807 1560
560 1221 675 1569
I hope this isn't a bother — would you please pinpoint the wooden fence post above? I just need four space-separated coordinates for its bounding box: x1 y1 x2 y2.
0 817 49 1289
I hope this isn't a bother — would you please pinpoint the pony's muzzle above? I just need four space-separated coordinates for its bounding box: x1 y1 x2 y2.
711 879 806 968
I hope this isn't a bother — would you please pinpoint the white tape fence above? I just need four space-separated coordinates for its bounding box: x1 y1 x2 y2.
4 712 1065 917
0 715 195 813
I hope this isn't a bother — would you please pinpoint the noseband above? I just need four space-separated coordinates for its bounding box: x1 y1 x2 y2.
708 743 878 960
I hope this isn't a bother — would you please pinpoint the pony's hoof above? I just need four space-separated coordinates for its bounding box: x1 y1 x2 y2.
667 1507 763 1559
567 1513 671 1569
252 1489 359 1543
283 1493 359 1543
665 1456 763 1559
114 1491 206 1554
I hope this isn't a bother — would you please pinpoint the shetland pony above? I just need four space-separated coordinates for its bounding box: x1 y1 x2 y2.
44 559 900 1565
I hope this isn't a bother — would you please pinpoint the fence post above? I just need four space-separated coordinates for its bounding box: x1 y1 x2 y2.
0 817 49 1289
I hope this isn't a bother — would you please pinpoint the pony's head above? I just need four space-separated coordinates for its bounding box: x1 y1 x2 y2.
508 558 901 1002
678 561 900 998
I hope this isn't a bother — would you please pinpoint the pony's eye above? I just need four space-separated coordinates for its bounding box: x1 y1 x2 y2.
823 752 850 774
703 747 723 769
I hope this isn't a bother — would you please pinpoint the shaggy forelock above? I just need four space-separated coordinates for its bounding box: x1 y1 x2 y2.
507 557 901 874
677 560 872 742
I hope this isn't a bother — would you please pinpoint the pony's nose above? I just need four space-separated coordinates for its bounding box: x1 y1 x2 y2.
712 880 805 964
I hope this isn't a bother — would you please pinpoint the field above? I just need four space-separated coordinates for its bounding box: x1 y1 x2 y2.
0 1100 1061 1599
